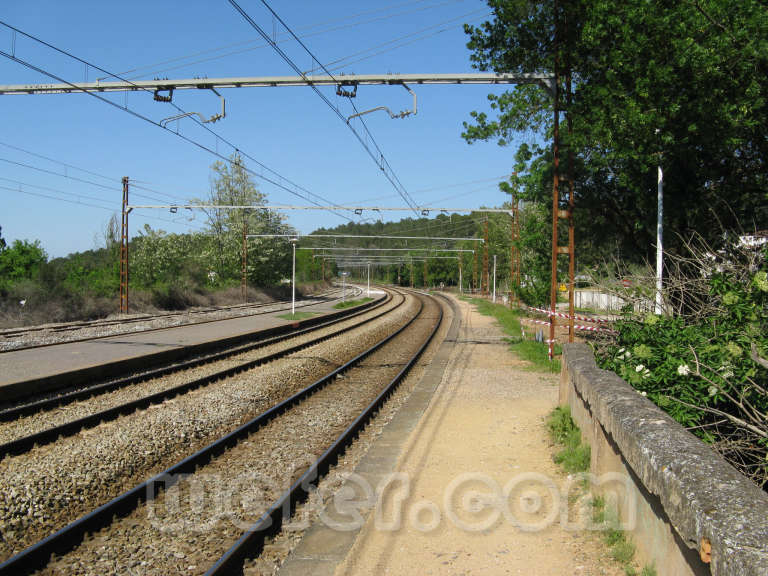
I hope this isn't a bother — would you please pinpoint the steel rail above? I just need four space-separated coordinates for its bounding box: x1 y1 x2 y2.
0 289 426 575
207 292 443 574
0 291 399 459
0 286 369 422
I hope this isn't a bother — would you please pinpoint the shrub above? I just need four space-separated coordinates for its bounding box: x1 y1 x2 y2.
595 238 768 488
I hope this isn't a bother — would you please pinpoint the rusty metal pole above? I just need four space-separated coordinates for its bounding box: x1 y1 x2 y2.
423 259 428 289
549 3 561 361
509 209 516 308
483 219 490 296
119 176 129 315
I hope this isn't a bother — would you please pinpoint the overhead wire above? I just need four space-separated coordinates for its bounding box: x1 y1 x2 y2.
109 0 459 80
0 140 191 203
355 173 511 205
228 0 420 215
320 9 490 74
0 183 207 230
0 140 115 184
0 21 353 223
0 157 180 205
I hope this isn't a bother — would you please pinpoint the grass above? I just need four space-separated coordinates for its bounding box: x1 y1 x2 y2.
462 296 561 372
547 406 591 473
277 311 317 321
332 297 373 310
547 406 656 576
591 496 656 576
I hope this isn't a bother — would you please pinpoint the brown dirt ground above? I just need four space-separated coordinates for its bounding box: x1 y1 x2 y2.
334 296 625 576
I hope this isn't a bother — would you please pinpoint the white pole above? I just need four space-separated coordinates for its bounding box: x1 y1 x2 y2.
459 265 463 294
291 241 296 316
656 163 663 315
342 273 346 302
492 255 497 303
367 263 370 297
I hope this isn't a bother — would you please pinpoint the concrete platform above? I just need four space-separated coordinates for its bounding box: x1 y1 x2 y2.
0 291 379 402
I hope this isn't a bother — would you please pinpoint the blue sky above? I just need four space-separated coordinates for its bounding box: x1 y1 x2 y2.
0 0 527 258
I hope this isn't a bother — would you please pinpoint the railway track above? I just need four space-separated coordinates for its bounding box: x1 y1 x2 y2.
0 289 429 566
0 290 400 457
0 286 360 353
0 290 442 575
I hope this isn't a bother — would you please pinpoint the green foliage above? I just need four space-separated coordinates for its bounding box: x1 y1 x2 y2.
464 0 768 264
547 406 591 473
195 152 293 287
591 495 641 574
277 311 317 321
333 297 373 310
465 296 560 371
596 247 768 487
468 297 521 337
0 238 47 293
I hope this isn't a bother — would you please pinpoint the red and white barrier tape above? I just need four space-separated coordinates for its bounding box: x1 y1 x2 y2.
521 317 616 334
522 304 612 324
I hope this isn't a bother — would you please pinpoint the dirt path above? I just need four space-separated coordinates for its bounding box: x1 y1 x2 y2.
334 296 622 576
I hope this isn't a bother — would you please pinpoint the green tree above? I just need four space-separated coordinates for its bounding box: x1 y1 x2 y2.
463 0 768 264
0 239 47 293
200 153 293 286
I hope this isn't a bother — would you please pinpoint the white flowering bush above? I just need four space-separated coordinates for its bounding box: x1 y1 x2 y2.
596 243 768 488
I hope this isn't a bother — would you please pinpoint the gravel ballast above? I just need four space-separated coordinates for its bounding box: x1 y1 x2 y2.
0 292 401 446
36 293 441 576
0 290 416 562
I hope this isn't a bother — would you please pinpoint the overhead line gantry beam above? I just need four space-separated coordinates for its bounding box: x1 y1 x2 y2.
0 73 553 95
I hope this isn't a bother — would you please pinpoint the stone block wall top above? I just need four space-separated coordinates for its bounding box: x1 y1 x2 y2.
563 343 768 576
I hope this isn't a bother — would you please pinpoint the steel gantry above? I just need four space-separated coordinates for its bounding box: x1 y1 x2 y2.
95 67 567 334
0 73 554 95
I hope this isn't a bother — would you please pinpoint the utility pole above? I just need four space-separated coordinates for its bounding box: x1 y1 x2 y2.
119 176 129 315
410 262 414 288
655 131 663 315
483 219 490 296
291 239 296 316
493 254 497 303
423 260 428 289
549 3 576 359
473 246 478 294
367 262 370 297
459 258 463 294
509 195 520 308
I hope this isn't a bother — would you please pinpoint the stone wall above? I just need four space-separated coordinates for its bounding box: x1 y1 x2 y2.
560 343 768 576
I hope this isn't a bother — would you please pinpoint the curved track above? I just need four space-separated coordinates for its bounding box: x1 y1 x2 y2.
0 290 443 575
0 291 400 458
